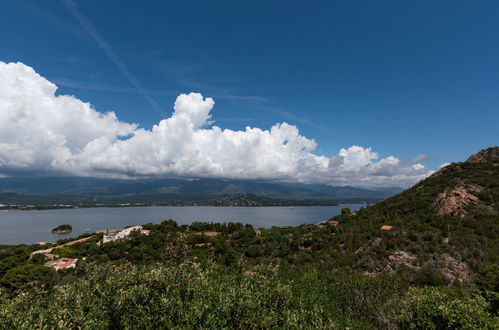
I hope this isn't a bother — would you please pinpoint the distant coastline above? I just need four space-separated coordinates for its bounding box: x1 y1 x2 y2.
0 201 345 211
0 192 378 211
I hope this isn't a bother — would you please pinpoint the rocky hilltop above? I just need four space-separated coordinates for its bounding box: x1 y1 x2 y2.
333 147 499 284
466 146 499 164
363 146 499 221
432 147 499 218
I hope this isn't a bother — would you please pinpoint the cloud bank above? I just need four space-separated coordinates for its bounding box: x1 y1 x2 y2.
0 61 433 186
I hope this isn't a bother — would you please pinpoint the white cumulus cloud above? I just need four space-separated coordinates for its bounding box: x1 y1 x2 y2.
0 61 433 186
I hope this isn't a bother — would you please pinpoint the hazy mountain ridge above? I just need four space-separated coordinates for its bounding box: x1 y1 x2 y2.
0 177 401 200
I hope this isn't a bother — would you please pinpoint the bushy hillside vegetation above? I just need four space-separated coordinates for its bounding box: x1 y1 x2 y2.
0 147 498 328
2 260 497 329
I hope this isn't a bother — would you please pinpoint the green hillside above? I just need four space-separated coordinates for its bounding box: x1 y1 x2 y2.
353 146 499 221
0 148 498 328
323 147 499 283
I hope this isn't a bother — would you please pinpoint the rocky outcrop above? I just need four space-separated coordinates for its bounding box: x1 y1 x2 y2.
435 185 482 218
439 254 471 284
388 251 419 270
384 251 470 285
466 146 499 164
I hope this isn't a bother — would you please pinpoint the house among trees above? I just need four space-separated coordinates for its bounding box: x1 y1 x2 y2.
44 258 78 270
103 225 150 243
380 225 394 231
317 220 341 227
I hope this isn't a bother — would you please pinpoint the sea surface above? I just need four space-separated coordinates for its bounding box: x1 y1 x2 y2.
0 204 364 245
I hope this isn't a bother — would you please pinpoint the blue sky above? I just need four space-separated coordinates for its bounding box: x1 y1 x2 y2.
0 0 498 185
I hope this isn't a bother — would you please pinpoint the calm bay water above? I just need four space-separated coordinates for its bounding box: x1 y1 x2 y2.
0 204 363 245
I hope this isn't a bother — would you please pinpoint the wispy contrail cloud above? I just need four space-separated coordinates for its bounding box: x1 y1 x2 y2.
62 0 164 116
53 77 177 96
259 105 335 134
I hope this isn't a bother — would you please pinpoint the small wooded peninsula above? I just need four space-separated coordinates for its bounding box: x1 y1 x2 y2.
51 224 72 234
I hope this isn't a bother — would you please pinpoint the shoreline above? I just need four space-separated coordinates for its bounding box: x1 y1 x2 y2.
0 201 373 212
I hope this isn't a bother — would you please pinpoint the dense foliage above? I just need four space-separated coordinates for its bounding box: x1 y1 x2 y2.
1 261 497 329
1 214 497 328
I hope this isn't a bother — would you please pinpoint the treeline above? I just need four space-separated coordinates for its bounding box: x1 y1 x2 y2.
0 192 342 209
1 260 497 329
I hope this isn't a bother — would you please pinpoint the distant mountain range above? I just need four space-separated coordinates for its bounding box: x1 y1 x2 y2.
0 177 404 201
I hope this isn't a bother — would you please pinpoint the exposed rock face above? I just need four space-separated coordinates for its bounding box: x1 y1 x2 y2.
435 185 482 218
466 146 499 164
439 254 471 284
388 251 419 270
385 252 470 285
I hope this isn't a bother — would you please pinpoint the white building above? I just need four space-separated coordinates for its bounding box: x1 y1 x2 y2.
103 225 150 243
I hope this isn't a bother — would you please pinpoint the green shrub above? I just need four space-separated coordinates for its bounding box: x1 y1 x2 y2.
0 262 338 329
395 287 498 329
